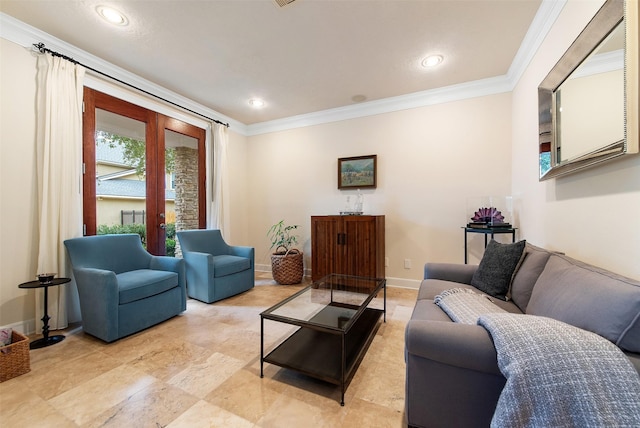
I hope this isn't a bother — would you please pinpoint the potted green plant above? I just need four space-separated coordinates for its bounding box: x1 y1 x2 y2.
267 220 303 285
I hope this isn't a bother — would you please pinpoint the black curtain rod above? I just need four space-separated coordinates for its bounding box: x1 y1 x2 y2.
33 42 230 128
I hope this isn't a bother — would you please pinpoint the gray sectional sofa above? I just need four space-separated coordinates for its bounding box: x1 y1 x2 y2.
405 243 640 428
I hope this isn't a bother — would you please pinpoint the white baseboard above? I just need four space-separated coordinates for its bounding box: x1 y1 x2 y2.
385 276 421 290
255 263 272 274
1 319 35 336
256 264 421 290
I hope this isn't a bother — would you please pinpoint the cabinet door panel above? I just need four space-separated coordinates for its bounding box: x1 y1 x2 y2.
311 216 339 281
342 216 377 277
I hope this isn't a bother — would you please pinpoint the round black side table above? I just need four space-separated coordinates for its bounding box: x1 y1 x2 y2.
18 277 71 349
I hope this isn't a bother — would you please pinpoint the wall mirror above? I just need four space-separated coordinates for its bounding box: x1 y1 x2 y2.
538 0 639 180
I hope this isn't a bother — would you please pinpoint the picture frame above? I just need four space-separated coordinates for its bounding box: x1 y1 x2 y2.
338 155 377 189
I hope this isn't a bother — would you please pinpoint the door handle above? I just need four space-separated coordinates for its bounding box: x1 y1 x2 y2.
159 223 166 230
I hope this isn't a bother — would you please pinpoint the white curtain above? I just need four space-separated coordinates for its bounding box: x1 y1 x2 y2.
206 122 230 238
35 53 85 330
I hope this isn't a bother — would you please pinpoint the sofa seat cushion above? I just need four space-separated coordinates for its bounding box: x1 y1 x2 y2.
118 269 179 304
527 254 640 353
212 255 251 277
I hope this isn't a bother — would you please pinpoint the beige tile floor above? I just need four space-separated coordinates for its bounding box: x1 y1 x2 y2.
0 273 418 427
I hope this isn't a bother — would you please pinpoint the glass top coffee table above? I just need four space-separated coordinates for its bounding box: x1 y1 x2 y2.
260 274 386 406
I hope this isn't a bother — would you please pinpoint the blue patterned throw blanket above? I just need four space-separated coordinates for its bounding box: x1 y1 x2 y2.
435 289 640 427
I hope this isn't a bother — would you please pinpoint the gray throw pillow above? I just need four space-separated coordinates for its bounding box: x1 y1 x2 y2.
471 239 526 300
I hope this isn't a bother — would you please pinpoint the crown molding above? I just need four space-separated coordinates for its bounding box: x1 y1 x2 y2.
0 12 246 134
245 75 512 136
2 0 565 138
506 0 567 88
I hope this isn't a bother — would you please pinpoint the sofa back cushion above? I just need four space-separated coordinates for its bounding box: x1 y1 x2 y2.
509 243 552 312
527 254 640 353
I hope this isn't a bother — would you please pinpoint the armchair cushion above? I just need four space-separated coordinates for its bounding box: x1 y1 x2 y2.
213 255 252 277
117 269 179 304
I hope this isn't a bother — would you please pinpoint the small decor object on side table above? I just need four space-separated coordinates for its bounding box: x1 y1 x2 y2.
468 207 512 229
19 274 71 349
340 190 364 215
37 273 55 283
466 196 513 228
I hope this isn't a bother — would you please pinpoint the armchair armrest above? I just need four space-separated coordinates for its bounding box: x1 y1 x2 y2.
150 256 186 310
72 267 119 342
182 250 214 286
150 256 186 286
424 262 477 285
229 245 254 265
405 319 501 376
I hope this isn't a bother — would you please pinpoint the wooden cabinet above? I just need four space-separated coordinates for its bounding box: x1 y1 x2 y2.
311 215 385 281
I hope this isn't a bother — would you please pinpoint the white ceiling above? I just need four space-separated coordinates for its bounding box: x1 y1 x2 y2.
0 0 543 126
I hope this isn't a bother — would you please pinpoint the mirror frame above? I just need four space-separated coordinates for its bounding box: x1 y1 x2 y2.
538 0 639 180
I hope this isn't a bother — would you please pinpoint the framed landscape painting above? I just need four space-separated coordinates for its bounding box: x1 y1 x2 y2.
338 155 377 189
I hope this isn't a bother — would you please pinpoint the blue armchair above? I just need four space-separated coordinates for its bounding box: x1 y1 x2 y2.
63 234 186 342
176 229 254 303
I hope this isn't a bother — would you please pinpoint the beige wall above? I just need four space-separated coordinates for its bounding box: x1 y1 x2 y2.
246 94 514 285
512 0 640 280
0 39 38 331
225 129 250 245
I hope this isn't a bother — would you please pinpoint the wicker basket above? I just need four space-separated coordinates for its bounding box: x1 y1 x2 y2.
0 331 31 382
271 250 304 285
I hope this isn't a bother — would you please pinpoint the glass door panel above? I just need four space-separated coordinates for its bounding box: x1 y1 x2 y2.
165 129 199 257
95 108 148 246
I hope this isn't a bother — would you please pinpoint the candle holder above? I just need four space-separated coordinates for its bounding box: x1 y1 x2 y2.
36 273 56 284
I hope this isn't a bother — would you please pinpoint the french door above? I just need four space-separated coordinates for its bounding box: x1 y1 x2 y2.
82 89 206 255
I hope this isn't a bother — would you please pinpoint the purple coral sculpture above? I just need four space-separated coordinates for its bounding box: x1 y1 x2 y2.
471 207 505 224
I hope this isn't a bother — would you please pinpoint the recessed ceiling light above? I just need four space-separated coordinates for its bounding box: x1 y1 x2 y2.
96 5 129 26
249 98 265 108
421 55 444 68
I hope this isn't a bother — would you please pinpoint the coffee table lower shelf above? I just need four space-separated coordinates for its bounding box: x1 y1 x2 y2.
262 307 382 405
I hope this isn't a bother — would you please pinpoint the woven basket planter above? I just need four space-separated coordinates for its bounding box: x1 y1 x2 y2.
0 331 31 382
271 249 304 285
